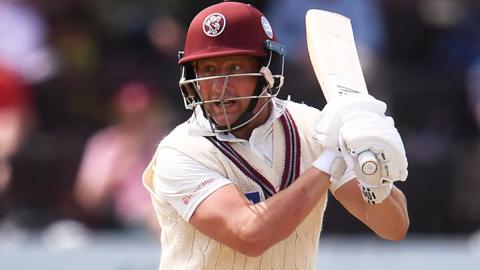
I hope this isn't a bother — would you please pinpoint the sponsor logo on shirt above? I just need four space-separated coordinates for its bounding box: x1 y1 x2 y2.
182 177 215 205
245 191 261 204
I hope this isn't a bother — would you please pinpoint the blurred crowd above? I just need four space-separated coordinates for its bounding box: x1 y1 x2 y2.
0 0 479 243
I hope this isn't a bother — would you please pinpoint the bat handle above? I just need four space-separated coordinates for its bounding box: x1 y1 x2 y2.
358 151 378 175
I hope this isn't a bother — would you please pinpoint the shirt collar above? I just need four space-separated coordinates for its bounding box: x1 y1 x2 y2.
188 96 290 141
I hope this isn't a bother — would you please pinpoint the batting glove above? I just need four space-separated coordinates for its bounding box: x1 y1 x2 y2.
314 94 387 192
340 111 408 185
314 94 387 152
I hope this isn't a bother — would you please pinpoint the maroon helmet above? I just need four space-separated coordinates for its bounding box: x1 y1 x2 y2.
179 2 279 64
178 2 286 133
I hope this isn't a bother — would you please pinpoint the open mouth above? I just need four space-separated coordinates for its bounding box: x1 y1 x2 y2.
214 100 236 107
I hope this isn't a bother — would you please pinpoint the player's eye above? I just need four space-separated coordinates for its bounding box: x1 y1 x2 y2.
197 65 216 77
228 64 242 73
205 65 216 72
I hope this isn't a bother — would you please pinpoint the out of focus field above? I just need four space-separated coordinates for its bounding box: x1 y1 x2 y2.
1 231 479 270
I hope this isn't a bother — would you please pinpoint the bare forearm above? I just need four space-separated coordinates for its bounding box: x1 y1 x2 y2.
364 186 409 240
190 167 332 257
334 180 409 241
248 167 330 248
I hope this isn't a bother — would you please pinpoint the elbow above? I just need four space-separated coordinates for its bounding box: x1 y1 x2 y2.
386 228 408 241
394 215 410 241
236 231 273 257
382 218 410 241
235 225 290 257
240 243 268 257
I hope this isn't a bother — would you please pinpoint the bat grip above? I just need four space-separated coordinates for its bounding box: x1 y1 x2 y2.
358 151 378 175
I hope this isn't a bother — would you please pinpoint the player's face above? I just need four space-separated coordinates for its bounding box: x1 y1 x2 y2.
195 55 261 127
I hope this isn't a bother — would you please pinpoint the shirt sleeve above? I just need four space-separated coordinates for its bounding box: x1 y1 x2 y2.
153 147 233 222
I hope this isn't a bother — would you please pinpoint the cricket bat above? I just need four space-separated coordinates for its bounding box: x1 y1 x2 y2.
305 9 378 176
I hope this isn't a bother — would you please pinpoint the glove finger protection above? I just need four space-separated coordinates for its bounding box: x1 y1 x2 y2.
340 113 408 183
314 94 387 150
339 135 394 204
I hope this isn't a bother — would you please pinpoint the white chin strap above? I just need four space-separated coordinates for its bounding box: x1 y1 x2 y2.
260 66 274 88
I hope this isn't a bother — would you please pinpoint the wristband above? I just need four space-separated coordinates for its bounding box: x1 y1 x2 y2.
312 150 346 180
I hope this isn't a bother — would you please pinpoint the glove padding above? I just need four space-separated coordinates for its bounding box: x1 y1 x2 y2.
340 111 408 186
338 141 394 204
314 94 387 191
314 94 387 151
313 93 407 196
359 182 393 204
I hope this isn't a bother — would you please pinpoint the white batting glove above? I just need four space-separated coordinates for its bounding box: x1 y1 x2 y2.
340 111 408 184
359 182 393 205
340 137 393 204
314 94 386 191
337 137 393 204
313 122 355 189
314 94 387 151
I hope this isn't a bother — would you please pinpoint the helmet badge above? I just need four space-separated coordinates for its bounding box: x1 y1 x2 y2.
261 16 273 39
202 13 226 37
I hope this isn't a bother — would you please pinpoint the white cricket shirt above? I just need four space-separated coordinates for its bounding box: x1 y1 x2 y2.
153 98 289 221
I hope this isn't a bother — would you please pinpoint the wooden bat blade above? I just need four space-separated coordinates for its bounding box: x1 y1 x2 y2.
306 9 378 177
305 9 368 102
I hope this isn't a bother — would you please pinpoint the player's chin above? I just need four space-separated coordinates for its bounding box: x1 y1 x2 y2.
206 106 240 123
211 115 239 128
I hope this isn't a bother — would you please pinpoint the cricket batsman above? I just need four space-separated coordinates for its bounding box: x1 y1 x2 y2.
142 2 409 269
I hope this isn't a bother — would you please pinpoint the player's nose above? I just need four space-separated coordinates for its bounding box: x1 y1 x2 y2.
210 77 228 96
